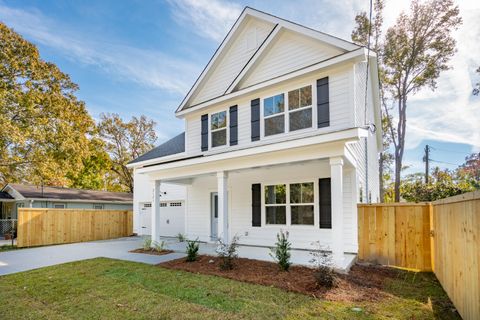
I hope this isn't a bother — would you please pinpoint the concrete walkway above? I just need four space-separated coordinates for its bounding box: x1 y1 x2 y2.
0 237 185 276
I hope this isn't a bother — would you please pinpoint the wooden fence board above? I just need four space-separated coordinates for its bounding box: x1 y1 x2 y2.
17 208 133 247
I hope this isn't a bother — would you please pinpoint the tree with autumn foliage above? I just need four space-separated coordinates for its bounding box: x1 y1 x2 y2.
351 0 462 202
0 22 96 186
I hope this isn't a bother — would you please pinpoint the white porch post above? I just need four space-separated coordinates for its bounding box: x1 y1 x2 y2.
151 180 161 244
217 171 229 243
330 157 344 264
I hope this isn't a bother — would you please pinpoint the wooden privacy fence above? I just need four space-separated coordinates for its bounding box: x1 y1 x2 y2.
358 190 480 320
17 208 133 247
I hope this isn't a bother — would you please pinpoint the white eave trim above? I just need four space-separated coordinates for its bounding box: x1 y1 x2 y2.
176 48 368 118
137 127 367 174
126 151 188 169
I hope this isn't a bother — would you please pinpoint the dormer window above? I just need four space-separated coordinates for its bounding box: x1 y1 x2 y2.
263 93 285 136
211 111 227 147
288 85 312 131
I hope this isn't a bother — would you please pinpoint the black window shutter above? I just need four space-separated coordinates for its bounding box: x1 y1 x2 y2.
229 105 238 146
317 77 330 128
319 178 332 229
201 114 208 151
251 98 260 141
252 183 261 227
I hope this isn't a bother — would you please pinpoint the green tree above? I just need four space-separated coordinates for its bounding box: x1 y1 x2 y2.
98 113 157 192
457 152 480 189
0 22 95 186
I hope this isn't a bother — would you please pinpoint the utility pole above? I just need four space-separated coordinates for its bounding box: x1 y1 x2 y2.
423 145 430 184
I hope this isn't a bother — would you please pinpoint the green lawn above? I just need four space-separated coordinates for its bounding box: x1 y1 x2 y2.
0 244 19 252
0 258 458 319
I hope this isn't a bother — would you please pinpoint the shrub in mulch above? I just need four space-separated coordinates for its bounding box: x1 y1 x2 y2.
129 248 174 256
160 255 403 302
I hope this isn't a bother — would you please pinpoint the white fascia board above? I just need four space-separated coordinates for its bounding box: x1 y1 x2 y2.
175 8 250 113
224 24 283 94
3 185 25 200
244 7 359 51
176 48 367 118
126 152 188 169
137 127 365 177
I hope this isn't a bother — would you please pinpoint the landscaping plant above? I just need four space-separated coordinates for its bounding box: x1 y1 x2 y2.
185 239 199 262
142 236 152 251
309 241 336 288
215 235 240 270
177 233 186 242
152 240 167 252
270 230 291 271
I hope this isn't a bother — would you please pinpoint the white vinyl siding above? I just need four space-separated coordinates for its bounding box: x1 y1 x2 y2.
189 18 275 106
185 161 358 252
239 29 343 89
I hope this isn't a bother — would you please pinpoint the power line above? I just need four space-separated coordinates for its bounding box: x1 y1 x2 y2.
430 159 461 166
429 146 471 155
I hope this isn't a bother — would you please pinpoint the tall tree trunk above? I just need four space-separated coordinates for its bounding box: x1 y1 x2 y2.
394 94 407 202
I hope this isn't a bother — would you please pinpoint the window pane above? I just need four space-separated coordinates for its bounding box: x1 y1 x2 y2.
291 205 314 225
288 89 300 110
264 94 284 116
266 206 286 224
211 111 226 130
265 185 286 204
300 86 312 107
290 182 314 203
212 129 226 147
289 108 312 131
265 115 285 136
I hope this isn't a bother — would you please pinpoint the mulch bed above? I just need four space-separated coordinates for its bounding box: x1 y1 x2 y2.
129 248 174 256
160 255 402 302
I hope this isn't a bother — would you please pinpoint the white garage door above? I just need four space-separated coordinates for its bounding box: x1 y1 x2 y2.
139 201 185 237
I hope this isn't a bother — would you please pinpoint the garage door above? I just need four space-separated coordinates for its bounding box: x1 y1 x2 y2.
159 201 185 237
139 201 185 237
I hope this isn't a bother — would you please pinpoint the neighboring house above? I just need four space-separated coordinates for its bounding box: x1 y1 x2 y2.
128 7 381 266
0 183 133 220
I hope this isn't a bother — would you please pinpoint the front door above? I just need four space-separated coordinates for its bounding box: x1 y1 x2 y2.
140 203 152 235
210 192 218 240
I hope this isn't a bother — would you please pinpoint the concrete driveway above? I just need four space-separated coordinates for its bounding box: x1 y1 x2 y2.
0 237 185 276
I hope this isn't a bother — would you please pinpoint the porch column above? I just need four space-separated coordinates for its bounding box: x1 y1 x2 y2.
217 171 229 243
151 180 161 245
330 157 344 263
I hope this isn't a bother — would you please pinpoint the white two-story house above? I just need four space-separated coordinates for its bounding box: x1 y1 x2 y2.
128 7 381 267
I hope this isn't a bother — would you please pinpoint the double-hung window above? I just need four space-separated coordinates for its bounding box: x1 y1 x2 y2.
263 94 285 136
264 184 286 224
288 85 312 131
210 111 227 147
264 182 315 226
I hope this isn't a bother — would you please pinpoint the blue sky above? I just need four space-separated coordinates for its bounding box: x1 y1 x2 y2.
1 0 479 175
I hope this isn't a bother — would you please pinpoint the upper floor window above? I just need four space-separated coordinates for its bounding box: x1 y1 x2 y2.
288 85 312 131
263 94 285 136
211 111 227 147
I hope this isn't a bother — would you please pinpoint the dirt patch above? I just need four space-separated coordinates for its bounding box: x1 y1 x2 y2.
159 255 404 302
129 248 174 256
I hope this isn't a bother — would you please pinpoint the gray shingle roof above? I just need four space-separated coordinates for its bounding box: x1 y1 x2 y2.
7 184 132 202
0 191 13 200
129 132 185 165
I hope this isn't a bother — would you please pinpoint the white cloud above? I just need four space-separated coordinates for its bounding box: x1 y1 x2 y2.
167 0 242 42
0 4 199 94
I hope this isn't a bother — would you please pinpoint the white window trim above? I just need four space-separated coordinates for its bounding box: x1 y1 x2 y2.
209 110 229 149
260 82 317 140
93 204 104 210
53 203 66 209
261 180 319 229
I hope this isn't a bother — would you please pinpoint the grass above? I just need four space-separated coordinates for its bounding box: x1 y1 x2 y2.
0 244 19 252
0 258 459 319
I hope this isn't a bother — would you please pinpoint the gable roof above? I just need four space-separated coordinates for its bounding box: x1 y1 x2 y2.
0 191 13 200
176 6 360 114
128 132 185 165
3 184 132 202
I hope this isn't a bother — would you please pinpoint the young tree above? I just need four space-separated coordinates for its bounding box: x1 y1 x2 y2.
98 113 157 192
0 22 95 186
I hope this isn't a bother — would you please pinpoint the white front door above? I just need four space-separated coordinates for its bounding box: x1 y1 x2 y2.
140 203 152 235
210 192 218 240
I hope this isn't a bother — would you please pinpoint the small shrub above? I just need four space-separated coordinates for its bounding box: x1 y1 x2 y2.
185 239 199 262
152 240 167 252
309 241 336 288
142 236 152 251
270 230 291 271
215 235 240 270
177 233 186 242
